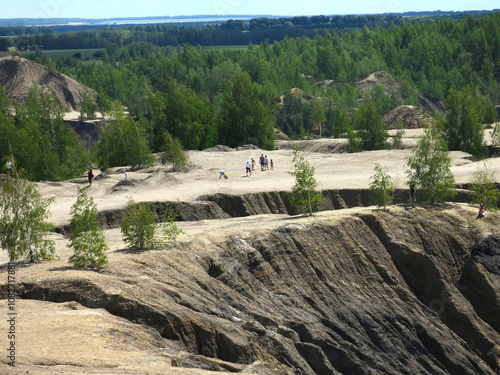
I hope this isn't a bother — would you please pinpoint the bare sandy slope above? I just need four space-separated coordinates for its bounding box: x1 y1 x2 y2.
1 132 499 374
37 130 498 227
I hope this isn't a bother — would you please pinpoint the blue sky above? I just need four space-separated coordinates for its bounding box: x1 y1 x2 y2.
1 0 498 19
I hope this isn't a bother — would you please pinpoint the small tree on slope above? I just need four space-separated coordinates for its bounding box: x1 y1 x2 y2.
370 164 396 211
0 175 55 262
406 126 456 204
287 146 322 216
469 163 500 210
68 188 108 268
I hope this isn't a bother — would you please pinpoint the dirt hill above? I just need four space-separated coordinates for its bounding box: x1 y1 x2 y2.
357 70 402 95
0 55 96 111
383 105 437 129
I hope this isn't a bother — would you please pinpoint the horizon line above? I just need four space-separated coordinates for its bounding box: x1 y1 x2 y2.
1 9 498 21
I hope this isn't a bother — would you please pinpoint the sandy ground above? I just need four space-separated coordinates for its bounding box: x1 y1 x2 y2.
1 130 499 374
1 131 499 265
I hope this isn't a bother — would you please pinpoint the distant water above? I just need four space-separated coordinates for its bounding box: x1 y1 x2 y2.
101 16 253 25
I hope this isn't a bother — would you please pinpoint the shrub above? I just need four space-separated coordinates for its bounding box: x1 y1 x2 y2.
68 188 108 268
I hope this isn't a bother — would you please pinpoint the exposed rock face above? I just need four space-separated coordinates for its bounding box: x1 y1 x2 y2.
3 206 500 374
0 55 96 110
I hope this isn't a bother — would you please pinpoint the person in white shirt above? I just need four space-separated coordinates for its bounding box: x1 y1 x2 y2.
6 161 13 177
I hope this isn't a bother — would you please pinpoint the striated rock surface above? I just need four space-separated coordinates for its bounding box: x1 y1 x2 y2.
1 205 499 374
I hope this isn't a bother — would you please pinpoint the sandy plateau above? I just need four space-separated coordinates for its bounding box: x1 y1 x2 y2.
1 131 500 375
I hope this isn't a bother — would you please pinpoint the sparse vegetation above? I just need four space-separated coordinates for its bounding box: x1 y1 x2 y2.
469 163 500 210
287 146 322 216
0 174 56 262
68 188 108 268
406 126 457 204
370 164 396 211
160 131 189 171
121 198 183 250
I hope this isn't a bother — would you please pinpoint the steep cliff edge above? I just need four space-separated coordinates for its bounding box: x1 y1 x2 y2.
1 205 499 374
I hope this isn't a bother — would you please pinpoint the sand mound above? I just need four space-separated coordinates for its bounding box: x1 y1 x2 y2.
357 71 402 94
203 145 234 152
0 55 96 110
383 105 437 129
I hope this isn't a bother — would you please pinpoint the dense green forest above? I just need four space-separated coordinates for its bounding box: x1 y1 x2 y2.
0 11 496 51
1 12 499 181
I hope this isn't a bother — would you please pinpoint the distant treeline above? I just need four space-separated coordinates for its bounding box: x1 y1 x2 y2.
0 10 497 51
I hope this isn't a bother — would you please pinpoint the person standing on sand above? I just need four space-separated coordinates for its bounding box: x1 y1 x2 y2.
251 158 256 171
87 169 94 186
270 159 274 170
264 155 269 171
410 184 416 208
246 160 252 176
259 154 264 171
124 170 128 180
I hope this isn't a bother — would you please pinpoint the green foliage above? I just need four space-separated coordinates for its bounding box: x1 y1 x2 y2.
79 91 96 120
348 103 390 152
287 146 322 216
311 104 326 137
93 102 155 170
160 132 189 171
121 198 158 250
150 80 216 151
369 164 396 211
469 163 500 210
0 175 55 262
492 123 500 146
68 188 108 268
16 12 500 150
406 126 457 204
391 122 405 149
218 71 275 149
161 205 184 247
443 87 489 159
120 198 183 249
326 104 350 138
365 85 402 116
0 86 90 181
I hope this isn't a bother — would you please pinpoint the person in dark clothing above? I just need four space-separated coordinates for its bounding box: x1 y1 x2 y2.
476 203 485 219
410 184 416 208
87 169 94 186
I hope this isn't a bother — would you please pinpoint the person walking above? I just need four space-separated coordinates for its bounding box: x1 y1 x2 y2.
246 160 252 176
87 169 94 186
410 184 416 208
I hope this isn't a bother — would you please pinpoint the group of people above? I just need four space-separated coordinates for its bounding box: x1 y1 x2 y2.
258 154 273 171
246 155 274 176
219 154 276 179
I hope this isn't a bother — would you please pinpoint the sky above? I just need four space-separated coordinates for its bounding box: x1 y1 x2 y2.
1 0 498 19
